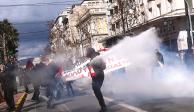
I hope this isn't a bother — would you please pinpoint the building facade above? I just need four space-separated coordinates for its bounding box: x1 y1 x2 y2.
105 0 194 51
76 0 109 55
50 0 109 61
50 8 71 54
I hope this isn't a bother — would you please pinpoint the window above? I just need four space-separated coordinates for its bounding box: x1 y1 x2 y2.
96 2 99 5
157 4 161 16
88 2 92 6
139 0 143 4
168 0 172 2
148 8 153 19
112 24 115 31
141 11 146 22
129 0 135 2
140 3 144 6
109 0 113 3
110 9 114 15
114 6 119 14
116 21 120 29
166 0 173 12
148 8 152 12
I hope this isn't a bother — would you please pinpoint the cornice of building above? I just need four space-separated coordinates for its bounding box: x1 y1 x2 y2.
128 8 192 31
76 8 106 27
80 0 101 5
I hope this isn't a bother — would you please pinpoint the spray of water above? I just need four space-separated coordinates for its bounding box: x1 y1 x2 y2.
95 28 194 104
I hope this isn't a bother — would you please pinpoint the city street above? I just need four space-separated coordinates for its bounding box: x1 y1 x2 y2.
139 97 194 112
19 87 194 112
22 91 137 112
108 95 194 112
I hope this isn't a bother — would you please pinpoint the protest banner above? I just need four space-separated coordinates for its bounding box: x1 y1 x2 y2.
62 56 130 81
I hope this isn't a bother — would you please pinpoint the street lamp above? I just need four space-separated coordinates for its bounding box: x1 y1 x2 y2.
184 0 193 51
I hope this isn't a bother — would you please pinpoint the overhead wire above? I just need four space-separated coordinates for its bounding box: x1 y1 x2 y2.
13 21 52 25
19 30 49 35
0 1 81 7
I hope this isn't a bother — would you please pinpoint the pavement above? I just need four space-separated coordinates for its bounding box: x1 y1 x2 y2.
0 92 27 112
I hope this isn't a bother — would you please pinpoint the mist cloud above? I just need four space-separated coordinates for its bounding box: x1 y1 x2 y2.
98 28 194 104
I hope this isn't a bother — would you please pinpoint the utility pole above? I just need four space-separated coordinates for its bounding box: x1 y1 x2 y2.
118 0 126 34
2 33 6 63
184 0 193 51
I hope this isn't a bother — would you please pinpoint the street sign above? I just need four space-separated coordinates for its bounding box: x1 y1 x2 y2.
177 31 188 51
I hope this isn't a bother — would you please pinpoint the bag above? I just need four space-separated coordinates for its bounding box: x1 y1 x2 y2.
88 66 96 77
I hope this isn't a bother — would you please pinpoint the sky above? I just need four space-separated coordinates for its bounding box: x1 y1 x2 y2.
0 0 80 60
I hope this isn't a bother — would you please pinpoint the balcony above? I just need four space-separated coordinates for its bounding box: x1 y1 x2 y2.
89 8 106 15
110 12 121 24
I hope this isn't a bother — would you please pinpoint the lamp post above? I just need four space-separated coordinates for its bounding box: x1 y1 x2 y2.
184 0 193 51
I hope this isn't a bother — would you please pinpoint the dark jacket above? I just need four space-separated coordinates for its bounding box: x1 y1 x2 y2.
29 62 49 86
1 63 16 89
156 51 164 66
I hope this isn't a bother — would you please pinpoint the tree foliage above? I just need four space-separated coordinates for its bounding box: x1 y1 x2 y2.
0 19 19 57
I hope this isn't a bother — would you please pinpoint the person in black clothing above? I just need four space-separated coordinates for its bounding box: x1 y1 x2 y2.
30 63 42 101
46 62 58 108
184 45 194 70
155 49 164 67
64 59 75 97
24 59 34 93
30 57 49 101
1 62 17 111
66 81 74 96
86 48 107 112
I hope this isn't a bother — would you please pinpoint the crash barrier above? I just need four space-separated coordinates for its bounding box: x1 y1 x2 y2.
62 56 130 81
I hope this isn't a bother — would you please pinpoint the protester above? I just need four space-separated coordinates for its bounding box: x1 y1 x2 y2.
55 62 65 99
184 46 194 70
86 47 107 112
24 58 34 93
31 56 49 101
155 49 164 67
64 58 75 97
1 61 17 111
66 80 74 96
152 49 165 79
46 61 59 108
0 65 5 103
